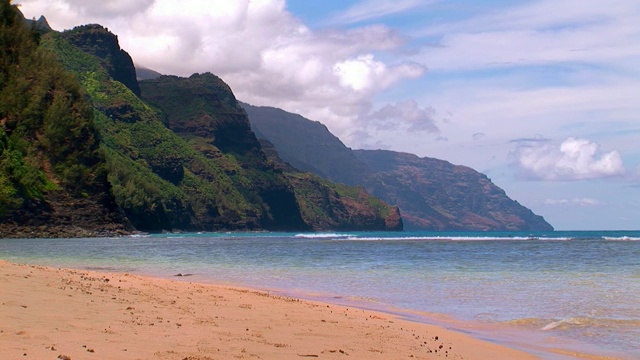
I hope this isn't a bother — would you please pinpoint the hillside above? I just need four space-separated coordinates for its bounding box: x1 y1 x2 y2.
354 150 552 231
243 103 366 185
243 103 554 231
257 139 402 231
0 2 129 237
140 75 401 231
39 25 309 232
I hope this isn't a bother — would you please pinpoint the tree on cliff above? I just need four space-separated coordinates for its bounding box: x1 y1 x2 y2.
0 0 111 223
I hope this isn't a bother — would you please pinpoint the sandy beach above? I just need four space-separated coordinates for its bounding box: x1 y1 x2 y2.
1 260 539 360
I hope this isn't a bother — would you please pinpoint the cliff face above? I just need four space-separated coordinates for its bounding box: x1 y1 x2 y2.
139 73 309 231
40 26 312 232
141 75 265 158
244 103 554 231
61 24 141 97
354 150 553 231
258 139 402 231
0 15 398 234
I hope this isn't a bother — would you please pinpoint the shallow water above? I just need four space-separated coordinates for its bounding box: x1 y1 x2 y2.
1 230 639 359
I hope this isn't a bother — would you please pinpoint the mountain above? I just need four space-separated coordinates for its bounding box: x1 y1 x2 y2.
242 103 366 186
61 24 141 97
243 103 554 231
41 24 310 232
257 139 402 231
354 150 552 231
1 5 400 236
135 65 162 81
139 74 401 231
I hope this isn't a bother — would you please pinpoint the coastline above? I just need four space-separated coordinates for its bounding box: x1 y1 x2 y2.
0 260 538 360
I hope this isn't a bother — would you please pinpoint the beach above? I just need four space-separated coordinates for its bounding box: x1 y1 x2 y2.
0 260 537 360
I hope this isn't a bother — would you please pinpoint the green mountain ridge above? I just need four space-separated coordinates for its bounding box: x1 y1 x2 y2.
0 3 400 236
242 103 554 231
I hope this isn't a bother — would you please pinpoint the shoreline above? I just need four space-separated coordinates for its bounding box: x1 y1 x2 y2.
245 284 624 360
0 260 541 360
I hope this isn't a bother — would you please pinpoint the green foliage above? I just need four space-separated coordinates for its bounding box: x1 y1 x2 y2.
42 29 300 231
0 0 104 217
285 172 393 230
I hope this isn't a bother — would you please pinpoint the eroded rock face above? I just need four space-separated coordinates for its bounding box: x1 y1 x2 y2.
354 150 553 231
62 24 141 97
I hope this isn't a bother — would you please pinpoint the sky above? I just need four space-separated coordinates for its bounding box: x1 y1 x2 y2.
19 0 640 230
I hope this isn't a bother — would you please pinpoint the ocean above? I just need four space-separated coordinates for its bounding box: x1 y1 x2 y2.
1 230 639 359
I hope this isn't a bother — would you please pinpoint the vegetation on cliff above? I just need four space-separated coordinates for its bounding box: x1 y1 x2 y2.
0 1 127 236
39 26 305 232
258 139 402 231
0 0 402 235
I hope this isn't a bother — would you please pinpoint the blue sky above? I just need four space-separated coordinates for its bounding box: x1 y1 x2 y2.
20 0 640 230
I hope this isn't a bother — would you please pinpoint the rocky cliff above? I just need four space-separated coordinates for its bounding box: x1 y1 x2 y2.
61 24 141 97
138 73 309 231
258 139 402 231
244 103 554 231
354 150 552 231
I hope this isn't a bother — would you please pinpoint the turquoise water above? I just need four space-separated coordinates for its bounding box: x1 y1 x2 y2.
1 230 639 359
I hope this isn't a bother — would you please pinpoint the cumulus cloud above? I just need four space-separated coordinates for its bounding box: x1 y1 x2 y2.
512 137 626 181
544 198 601 207
19 0 428 145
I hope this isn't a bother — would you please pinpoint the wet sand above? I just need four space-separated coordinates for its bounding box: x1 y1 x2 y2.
0 260 539 359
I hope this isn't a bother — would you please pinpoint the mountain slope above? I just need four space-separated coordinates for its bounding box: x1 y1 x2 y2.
242 103 366 186
354 150 552 231
243 103 554 231
27 21 397 232
258 139 402 231
40 25 311 232
139 73 309 231
0 2 129 237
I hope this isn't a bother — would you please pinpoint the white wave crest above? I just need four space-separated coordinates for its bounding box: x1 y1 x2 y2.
604 236 640 241
294 233 350 239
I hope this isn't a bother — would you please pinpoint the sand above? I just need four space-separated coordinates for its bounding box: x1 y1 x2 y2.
0 260 538 360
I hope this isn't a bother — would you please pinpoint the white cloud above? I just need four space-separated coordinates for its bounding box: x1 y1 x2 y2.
415 0 640 72
63 0 155 17
544 198 601 207
333 55 424 92
512 137 625 181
